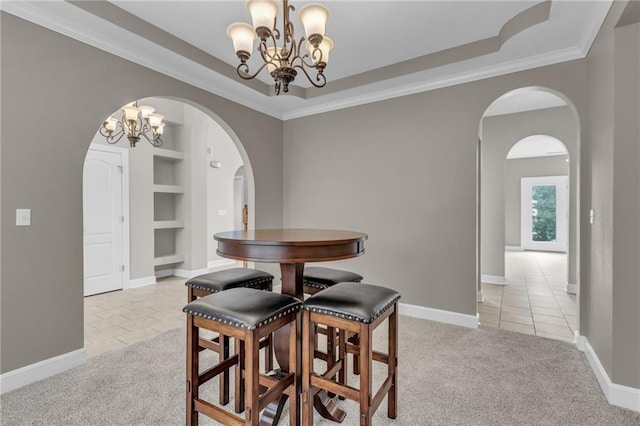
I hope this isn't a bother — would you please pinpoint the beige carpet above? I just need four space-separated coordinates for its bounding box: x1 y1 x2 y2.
1 316 639 425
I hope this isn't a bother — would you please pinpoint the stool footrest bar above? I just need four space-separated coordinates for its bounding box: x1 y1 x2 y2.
194 398 244 426
310 375 360 402
198 354 238 385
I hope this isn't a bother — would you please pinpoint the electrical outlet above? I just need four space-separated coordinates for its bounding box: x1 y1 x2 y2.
16 209 31 226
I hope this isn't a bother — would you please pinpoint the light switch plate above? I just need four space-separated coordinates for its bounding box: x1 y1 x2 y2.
16 209 31 226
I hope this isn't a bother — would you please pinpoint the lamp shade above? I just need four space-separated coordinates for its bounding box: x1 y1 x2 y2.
104 116 118 132
156 123 166 135
147 113 164 128
306 36 333 65
227 22 256 55
246 0 278 30
139 105 155 118
122 105 140 121
298 3 329 39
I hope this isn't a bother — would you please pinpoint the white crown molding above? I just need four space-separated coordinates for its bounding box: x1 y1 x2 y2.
578 0 613 57
1 2 607 121
400 302 479 329
0 1 284 120
1 348 86 394
282 46 585 120
576 335 640 412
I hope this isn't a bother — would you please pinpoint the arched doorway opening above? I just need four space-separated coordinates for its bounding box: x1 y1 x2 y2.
477 87 580 342
82 96 255 356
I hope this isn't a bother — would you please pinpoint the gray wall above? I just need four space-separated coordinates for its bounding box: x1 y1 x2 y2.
505 155 569 247
481 107 578 285
283 64 587 317
0 13 283 374
611 20 640 388
583 3 640 388
2 1 640 392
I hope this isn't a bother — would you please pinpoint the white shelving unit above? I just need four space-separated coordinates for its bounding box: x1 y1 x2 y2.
152 130 186 272
152 184 185 194
153 220 185 230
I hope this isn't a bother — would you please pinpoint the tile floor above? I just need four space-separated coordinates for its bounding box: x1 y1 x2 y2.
86 251 577 358
84 276 187 358
478 250 577 342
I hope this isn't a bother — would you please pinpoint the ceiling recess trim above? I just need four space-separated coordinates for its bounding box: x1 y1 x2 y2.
1 1 612 121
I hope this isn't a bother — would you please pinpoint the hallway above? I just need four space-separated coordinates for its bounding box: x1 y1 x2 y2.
478 251 577 342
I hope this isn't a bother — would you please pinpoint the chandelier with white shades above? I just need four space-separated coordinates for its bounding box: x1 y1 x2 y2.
100 102 165 148
227 0 333 95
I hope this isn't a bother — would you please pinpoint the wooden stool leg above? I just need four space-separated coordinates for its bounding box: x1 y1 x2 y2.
338 329 347 401
302 310 314 426
219 335 230 406
351 332 361 375
186 315 199 426
265 334 274 372
289 315 300 426
235 337 245 414
244 332 260 426
388 305 398 419
359 323 373 426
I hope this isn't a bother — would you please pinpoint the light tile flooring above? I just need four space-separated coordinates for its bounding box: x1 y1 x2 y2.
84 276 187 358
478 250 577 342
86 252 577 358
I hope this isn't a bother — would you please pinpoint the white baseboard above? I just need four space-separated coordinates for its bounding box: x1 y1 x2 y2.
207 259 236 269
127 275 156 289
399 302 478 329
505 245 524 251
154 269 175 279
565 283 577 294
477 290 484 303
576 335 640 412
174 268 210 279
0 348 86 394
481 274 508 285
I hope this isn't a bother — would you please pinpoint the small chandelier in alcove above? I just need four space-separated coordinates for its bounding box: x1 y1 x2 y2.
100 102 165 147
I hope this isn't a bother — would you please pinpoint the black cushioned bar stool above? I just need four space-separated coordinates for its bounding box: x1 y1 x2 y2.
304 267 364 374
302 283 400 426
185 268 275 406
303 266 363 295
186 268 274 301
184 288 302 426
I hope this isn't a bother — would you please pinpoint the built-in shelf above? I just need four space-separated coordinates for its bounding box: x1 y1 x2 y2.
153 184 185 194
153 220 185 229
154 254 185 266
153 148 184 161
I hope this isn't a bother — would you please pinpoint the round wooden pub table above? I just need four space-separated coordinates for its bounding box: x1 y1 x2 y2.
214 229 368 425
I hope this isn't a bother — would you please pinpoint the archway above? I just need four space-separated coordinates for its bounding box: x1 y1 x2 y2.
82 96 256 355
477 87 580 341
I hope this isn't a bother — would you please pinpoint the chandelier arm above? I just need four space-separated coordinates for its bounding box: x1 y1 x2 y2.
236 61 271 80
100 127 126 145
295 63 327 88
296 37 324 68
141 131 163 147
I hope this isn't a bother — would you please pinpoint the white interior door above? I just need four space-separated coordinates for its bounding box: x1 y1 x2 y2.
521 176 568 252
83 147 125 296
